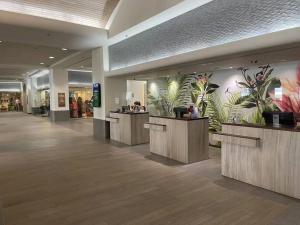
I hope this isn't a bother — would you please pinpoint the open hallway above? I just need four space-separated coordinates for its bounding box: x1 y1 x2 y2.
0 112 299 225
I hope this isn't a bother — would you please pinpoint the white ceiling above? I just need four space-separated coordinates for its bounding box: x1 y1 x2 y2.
106 27 300 76
0 0 120 80
0 41 76 80
0 0 119 28
123 43 300 80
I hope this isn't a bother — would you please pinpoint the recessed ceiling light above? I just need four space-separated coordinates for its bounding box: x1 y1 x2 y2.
40 62 45 65
49 56 55 59
0 40 3 43
61 48 68 51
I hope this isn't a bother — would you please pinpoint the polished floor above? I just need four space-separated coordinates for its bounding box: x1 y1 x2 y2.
0 112 300 225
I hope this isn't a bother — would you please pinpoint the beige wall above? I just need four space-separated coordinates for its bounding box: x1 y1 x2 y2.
126 80 147 106
109 0 183 37
105 77 127 114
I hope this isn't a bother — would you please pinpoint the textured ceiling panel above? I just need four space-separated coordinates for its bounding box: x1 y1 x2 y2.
37 75 50 89
109 0 300 70
0 83 21 91
68 71 92 84
0 0 119 28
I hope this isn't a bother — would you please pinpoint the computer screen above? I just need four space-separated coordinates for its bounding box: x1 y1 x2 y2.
262 112 295 126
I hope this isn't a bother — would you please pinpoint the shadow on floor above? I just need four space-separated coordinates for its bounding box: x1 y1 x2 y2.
145 154 184 167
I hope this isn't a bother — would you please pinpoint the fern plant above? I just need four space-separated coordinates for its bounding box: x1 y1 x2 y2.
206 92 242 132
147 74 195 116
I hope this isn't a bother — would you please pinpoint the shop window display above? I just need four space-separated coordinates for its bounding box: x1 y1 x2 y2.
69 87 93 118
0 92 22 112
39 90 50 116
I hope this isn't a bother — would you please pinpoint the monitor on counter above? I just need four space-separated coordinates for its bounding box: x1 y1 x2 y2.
262 111 296 127
173 107 188 118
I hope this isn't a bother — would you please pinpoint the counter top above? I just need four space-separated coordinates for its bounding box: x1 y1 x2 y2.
223 122 300 132
110 111 149 115
150 115 208 121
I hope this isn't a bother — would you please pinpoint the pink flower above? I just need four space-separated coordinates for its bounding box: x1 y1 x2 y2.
270 64 300 113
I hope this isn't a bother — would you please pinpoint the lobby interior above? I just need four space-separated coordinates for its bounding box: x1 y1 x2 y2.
1 0 300 224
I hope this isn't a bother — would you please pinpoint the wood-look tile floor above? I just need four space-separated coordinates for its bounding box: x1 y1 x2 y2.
0 112 300 225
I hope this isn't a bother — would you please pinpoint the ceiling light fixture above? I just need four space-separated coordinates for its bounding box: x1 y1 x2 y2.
40 62 45 65
0 40 3 43
61 48 68 51
49 56 55 59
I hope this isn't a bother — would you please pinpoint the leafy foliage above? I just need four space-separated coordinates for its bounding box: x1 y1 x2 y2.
147 74 196 116
206 92 242 132
235 65 281 124
191 73 220 117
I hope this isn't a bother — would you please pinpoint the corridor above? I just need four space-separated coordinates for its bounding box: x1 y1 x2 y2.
0 113 299 225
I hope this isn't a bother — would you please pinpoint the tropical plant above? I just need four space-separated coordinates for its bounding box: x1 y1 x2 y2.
191 73 220 117
148 74 195 116
235 65 280 124
270 64 300 113
206 92 242 132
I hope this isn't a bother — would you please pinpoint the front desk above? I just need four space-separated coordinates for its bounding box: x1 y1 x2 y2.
213 123 300 199
106 112 149 145
144 116 209 164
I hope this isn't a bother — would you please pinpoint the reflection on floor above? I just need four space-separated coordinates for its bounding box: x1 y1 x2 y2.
0 112 299 225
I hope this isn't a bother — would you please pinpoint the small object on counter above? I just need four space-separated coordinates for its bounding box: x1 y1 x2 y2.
174 107 188 118
188 105 199 119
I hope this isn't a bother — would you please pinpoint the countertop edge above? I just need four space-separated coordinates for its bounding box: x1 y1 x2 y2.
222 123 300 132
150 116 209 121
110 111 149 115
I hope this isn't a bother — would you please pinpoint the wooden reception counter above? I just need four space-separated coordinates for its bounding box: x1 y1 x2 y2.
144 116 209 164
106 112 149 145
213 123 300 199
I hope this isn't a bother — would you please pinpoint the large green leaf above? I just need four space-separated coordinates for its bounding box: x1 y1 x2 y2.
208 83 220 89
235 95 255 105
191 92 198 104
191 82 201 91
241 102 257 108
237 82 250 88
206 89 218 94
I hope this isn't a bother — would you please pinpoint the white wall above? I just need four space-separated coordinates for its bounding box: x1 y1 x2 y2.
49 67 69 111
127 80 147 106
105 77 127 114
108 0 184 37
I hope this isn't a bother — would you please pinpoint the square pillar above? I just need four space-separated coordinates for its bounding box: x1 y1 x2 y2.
49 67 70 122
31 77 41 115
92 47 127 140
25 78 32 114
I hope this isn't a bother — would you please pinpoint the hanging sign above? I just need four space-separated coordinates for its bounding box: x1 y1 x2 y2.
58 93 66 107
93 83 101 107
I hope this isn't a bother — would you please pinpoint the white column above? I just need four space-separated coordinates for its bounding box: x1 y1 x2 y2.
49 67 70 122
25 78 32 114
92 47 106 121
30 77 41 115
92 47 127 139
